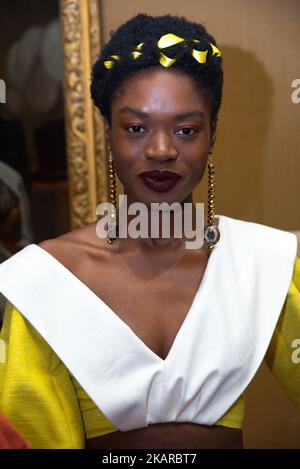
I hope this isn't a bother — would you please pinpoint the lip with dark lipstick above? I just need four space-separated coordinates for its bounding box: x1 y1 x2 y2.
138 170 181 193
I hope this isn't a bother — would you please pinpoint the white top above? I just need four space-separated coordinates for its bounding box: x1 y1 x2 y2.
0 215 297 431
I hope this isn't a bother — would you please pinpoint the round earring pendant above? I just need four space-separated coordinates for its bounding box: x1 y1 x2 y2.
204 224 220 245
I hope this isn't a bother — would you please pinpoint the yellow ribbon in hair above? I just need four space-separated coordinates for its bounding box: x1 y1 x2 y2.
104 55 121 69
103 34 221 70
131 42 144 59
104 43 144 69
157 33 221 68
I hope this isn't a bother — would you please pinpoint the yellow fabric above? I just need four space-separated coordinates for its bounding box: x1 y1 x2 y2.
264 255 300 408
0 257 299 448
0 303 85 448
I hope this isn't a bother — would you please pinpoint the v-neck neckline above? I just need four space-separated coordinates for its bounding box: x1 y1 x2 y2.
36 215 223 364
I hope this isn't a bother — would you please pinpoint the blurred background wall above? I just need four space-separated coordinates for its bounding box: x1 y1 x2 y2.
99 0 300 448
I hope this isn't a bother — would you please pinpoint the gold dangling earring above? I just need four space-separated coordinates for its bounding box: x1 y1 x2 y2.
204 150 220 252
107 149 117 244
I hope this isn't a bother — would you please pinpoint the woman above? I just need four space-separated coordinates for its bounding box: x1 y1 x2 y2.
0 13 299 449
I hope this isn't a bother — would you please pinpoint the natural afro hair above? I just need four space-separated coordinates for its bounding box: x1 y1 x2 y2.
91 13 223 127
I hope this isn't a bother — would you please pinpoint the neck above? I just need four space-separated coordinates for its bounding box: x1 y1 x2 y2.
113 193 206 252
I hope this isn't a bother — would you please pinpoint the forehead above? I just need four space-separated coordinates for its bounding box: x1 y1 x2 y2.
111 68 210 119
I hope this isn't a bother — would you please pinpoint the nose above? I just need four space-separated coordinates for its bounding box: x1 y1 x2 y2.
145 130 178 162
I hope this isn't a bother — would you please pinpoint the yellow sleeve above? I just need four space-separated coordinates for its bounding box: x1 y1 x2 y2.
214 393 245 429
264 256 300 410
0 301 85 448
71 376 118 439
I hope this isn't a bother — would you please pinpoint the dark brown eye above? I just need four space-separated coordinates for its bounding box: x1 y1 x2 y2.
176 127 196 136
127 125 145 134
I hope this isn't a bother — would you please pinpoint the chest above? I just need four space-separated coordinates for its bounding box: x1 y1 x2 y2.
76 250 209 361
2 216 292 432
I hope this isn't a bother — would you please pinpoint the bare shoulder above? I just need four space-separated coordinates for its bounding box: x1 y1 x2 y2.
38 221 108 270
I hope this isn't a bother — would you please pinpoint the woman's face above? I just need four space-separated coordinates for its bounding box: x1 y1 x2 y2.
106 68 213 206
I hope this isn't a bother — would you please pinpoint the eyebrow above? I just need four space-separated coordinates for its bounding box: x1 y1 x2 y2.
118 106 205 120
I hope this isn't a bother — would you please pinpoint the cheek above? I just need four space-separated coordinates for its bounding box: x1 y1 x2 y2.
196 159 208 181
111 158 127 187
110 148 138 188
186 152 208 189
110 127 138 160
111 139 142 178
186 144 209 170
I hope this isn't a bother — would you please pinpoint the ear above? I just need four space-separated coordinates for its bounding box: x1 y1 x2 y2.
104 119 112 149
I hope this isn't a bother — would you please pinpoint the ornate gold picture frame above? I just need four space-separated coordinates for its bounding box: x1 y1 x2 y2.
60 0 107 229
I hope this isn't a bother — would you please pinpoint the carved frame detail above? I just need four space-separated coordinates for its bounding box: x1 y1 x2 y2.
60 0 107 229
